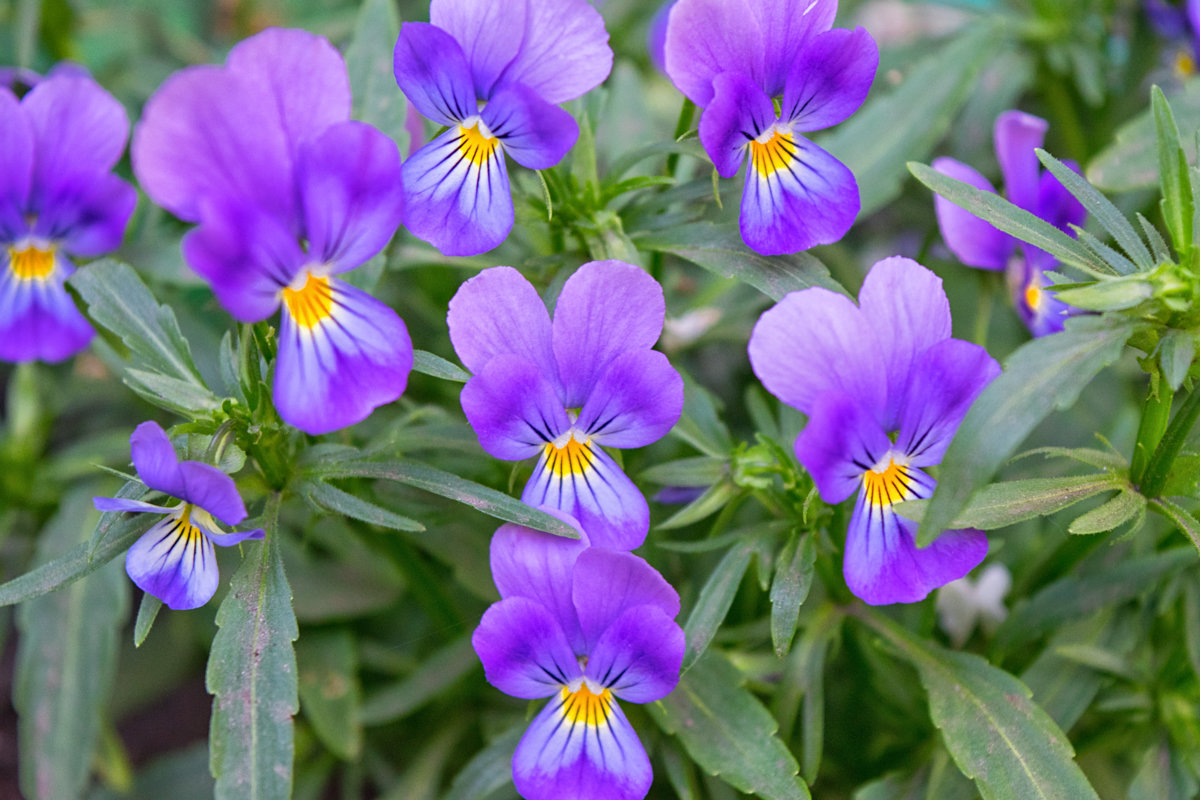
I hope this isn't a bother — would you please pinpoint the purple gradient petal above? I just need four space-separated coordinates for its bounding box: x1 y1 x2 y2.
793 391 891 505
585 605 683 703
0 89 33 233
552 260 665 409
699 72 777 177
844 474 988 605
473 597 582 699
576 350 683 449
206 527 266 546
486 0 612 104
1035 163 1086 235
522 442 649 551
491 519 588 650
481 84 578 170
430 0 522 99
447 265 557 378
931 157 1012 271
754 0 838 96
393 22 478 126
125 513 220 611
896 339 1000 468
129 421 184 497
995 110 1046 214
274 278 412 435
175 462 249 525
35 172 136 257
647 2 675 73
748 286 885 418
513 690 651 800
0 254 94 363
460 353 571 460
571 548 680 653
401 124 513 256
739 133 859 255
297 121 404 272
1013 259 1071 338
782 27 878 132
93 497 173 514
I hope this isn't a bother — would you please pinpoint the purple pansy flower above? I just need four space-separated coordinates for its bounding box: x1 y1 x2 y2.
663 0 878 255
93 421 264 610
0 70 137 363
932 111 1086 337
749 257 1001 605
393 0 612 256
473 519 684 800
448 260 684 550
132 28 411 434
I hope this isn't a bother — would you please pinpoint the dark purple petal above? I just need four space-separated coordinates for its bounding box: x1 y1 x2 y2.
125 512 220 610
513 689 651 800
0 88 33 232
748 286 885 418
430 0 523 99
782 27 878 133
481 84 578 170
1035 162 1086 235
472 597 582 698
447 265 557 378
0 252 93 363
994 110 1046 214
274 277 412 435
297 121 404 272
585 605 683 703
571 548 680 653
490 519 588 650
738 133 859 254
793 390 890 505
93 497 173 514
401 125 513 256
552 260 665 409
460 353 571 460
931 157 1012 271
896 339 1000 468
34 172 136 257
576 350 683 449
175 462 249 526
698 72 776 178
393 22 478 126
129 421 185 497
485 0 612 103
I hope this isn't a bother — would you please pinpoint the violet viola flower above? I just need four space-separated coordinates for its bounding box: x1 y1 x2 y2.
749 257 1001 605
933 111 1085 337
132 28 411 434
448 260 684 550
393 0 613 256
93 421 264 611
0 70 137 363
472 520 684 800
663 0 878 255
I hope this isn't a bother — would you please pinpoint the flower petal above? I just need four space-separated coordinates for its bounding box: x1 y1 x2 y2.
1035 162 1086 234
430 0 523 99
274 278 412 435
0 88 33 238
128 421 184 496
401 124 513 256
552 260 665 409
473 596 582 699
460 353 571 460
793 390 892 505
447 265 557 378
994 110 1046 214
93 497 174 514
576 350 683 449
513 689 651 800
297 121 405 272
481 84 578 170
1012 258 1072 338
125 512 220 611
175 462 249 526
33 172 137 258
392 22 479 126
739 133 859 254
585 605 684 703
698 71 777 178
0 252 93 363
571 548 681 653
490 518 588 650
931 156 1012 271
782 27 878 133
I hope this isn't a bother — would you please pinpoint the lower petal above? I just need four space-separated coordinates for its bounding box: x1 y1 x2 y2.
125 510 220 611
0 249 93 363
513 687 652 800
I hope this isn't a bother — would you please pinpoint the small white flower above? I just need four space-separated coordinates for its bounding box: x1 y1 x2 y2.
935 562 1011 647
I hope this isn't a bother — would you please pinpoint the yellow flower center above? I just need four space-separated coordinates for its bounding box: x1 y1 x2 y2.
863 459 914 508
1024 283 1042 312
561 684 613 726
544 433 594 477
749 129 795 177
282 272 334 329
458 122 499 167
8 245 55 281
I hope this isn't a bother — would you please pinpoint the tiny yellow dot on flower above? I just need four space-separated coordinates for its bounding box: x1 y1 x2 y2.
1024 283 1042 312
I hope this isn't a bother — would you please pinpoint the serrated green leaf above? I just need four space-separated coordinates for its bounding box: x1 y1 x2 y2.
1151 496 1200 555
917 316 1135 546
441 725 522 800
300 480 425 532
859 609 1099 800
345 0 408 152
207 495 298 800
682 543 754 671
649 651 810 800
1067 490 1146 534
770 533 815 656
1015 445 1127 471
361 636 477 726
1154 87 1195 255
897 473 1123 530
124 368 221 417
1052 275 1152 310
296 630 361 761
412 350 471 383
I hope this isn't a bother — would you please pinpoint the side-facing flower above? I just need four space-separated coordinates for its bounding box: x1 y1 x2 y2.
93 422 264 610
448 260 684 550
393 0 612 256
933 110 1085 337
749 257 1001 605
472 519 684 800
132 28 411 434
663 0 878 255
0 69 137 362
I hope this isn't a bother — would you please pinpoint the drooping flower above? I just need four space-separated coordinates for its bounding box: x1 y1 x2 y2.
93 421 264 610
932 110 1086 337
132 28 411 434
448 260 684 550
749 256 1001 605
393 0 612 256
935 562 1011 646
0 69 137 363
663 0 878 255
472 519 684 800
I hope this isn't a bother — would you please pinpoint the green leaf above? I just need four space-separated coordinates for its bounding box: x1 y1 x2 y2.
123 368 222 417
1153 87 1194 256
1088 78 1200 192
897 473 1124 531
682 542 754 671
656 479 741 530
672 371 734 458
361 636 477 726
16 491 128 800
1161 452 1200 497
296 630 361 761
649 651 810 800
858 609 1100 800
770 533 816 657
641 456 728 487
1151 497 1200 555
299 480 425 532
1066 490 1146 534
917 316 1135 546
1159 330 1195 391
412 350 471 383
207 495 298 800
1052 275 1153 310
441 725 522 800
345 0 408 153
133 593 162 648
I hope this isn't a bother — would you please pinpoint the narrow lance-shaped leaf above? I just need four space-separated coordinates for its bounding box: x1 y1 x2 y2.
345 0 408 152
682 541 755 671
1153 86 1194 256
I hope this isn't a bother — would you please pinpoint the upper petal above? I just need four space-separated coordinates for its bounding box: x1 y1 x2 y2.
931 157 1012 271
698 72 777 178
392 22 479 126
430 0 523 99
570 548 681 654
447 265 557 378
33 171 136 257
994 110 1046 214
585 605 684 703
129 421 186 499
0 88 33 227
472 596 582 699
793 390 892 505
481 84 578 170
490 519 589 650
1035 161 1086 235
781 27 878 133
460 353 571 461
576 349 683 449
486 0 612 103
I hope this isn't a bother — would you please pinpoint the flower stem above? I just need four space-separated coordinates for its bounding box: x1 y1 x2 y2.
1139 386 1200 498
665 98 695 179
1130 371 1173 485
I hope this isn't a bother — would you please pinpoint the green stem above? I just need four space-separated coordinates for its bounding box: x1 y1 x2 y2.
1140 387 1200 498
664 98 696 179
972 271 998 348
1131 372 1174 485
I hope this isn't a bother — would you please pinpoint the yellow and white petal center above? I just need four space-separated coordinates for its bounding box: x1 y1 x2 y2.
8 244 55 282
560 682 614 727
749 127 796 178
458 118 500 167
282 271 334 329
544 430 595 477
862 456 915 508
